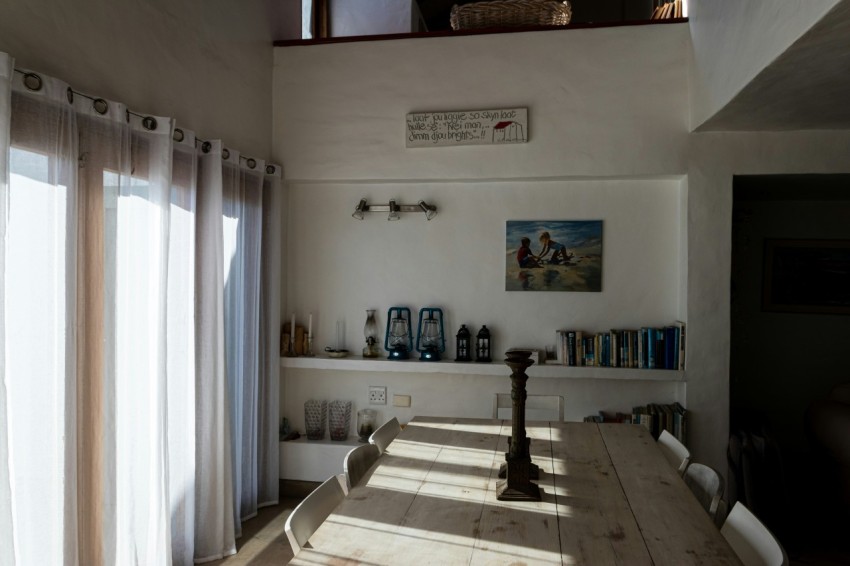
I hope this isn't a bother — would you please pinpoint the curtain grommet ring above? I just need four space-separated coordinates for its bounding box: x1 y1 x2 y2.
266 165 275 175
93 98 109 115
66 87 74 104
142 116 157 131
23 73 42 92
222 148 230 160
173 128 185 142
202 141 212 153
246 158 257 169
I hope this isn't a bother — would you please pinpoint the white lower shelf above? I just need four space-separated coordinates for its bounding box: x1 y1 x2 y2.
280 355 684 381
279 436 361 482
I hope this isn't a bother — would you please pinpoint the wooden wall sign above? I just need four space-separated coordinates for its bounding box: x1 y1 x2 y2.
406 108 528 148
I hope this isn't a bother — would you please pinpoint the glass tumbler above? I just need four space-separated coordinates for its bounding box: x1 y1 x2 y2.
304 399 327 440
328 400 352 441
357 408 377 442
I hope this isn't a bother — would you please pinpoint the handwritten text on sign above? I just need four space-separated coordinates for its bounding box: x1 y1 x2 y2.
406 108 528 148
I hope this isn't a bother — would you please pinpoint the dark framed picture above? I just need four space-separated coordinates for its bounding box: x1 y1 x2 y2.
762 239 850 314
505 220 602 292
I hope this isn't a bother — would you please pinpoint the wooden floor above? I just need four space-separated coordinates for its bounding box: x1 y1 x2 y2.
206 483 311 566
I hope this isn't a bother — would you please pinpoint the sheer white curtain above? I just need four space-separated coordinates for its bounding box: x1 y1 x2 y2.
222 151 265 534
5 65 80 566
258 166 282 510
3 64 178 564
0 51 17 566
168 129 198 566
195 140 236 562
100 102 174 565
1 53 280 566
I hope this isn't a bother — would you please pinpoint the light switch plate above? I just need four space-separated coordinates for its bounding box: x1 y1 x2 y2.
393 394 411 408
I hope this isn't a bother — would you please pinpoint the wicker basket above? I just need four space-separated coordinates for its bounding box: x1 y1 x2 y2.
450 0 572 30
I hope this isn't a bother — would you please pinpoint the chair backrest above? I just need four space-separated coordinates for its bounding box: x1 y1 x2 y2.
715 498 729 529
369 417 401 454
344 443 381 490
493 393 564 421
335 472 349 496
720 501 789 566
657 429 690 475
284 475 346 554
683 462 725 521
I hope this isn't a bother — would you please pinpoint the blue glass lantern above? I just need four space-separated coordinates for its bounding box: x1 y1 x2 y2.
384 307 413 360
416 308 445 361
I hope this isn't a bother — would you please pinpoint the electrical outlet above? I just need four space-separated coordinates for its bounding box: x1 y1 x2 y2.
369 385 387 405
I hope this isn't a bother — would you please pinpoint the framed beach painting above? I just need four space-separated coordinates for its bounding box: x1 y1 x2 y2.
506 220 603 292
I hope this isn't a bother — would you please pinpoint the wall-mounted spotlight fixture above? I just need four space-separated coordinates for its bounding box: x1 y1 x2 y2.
418 200 437 221
352 198 367 220
351 198 438 221
388 200 401 221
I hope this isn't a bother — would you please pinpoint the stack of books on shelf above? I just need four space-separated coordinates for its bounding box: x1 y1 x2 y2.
583 402 687 443
633 402 687 442
554 322 685 370
650 0 683 20
583 411 633 424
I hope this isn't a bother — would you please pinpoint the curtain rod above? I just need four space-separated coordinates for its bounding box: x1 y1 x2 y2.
12 67 273 173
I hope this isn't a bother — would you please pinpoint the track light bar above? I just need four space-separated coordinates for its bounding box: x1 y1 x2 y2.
351 198 438 221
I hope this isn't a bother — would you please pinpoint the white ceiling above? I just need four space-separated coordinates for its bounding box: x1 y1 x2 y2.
697 0 850 131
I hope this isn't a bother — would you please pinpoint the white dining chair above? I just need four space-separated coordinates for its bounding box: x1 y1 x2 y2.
683 462 725 522
493 393 564 421
369 416 401 454
284 474 346 554
720 501 789 566
657 429 690 475
334 472 349 496
344 442 380 490
715 498 729 529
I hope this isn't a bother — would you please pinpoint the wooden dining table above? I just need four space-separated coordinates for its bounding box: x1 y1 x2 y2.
289 416 742 565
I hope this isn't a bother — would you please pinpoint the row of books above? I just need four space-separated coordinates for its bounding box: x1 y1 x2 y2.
555 322 685 370
651 0 683 20
583 402 687 443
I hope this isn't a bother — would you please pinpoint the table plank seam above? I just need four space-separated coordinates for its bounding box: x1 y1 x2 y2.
597 424 657 565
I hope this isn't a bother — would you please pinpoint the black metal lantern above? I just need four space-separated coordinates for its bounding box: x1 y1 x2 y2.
475 325 491 363
455 324 471 362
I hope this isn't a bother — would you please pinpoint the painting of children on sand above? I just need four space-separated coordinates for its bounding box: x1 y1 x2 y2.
506 220 603 292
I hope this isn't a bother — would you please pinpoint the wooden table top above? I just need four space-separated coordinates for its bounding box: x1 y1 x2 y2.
289 417 742 565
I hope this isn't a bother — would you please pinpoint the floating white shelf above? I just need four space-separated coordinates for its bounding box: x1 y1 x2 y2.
280 355 684 382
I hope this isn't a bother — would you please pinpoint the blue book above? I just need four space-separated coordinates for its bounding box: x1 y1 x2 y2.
672 326 680 370
656 329 666 369
646 328 656 369
602 334 611 367
566 331 577 366
665 326 676 370
584 337 595 367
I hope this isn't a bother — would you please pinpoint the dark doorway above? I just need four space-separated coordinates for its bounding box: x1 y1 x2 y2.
731 174 850 564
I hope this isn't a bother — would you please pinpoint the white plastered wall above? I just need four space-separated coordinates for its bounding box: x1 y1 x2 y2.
274 24 690 180
287 179 684 351
273 24 692 458
0 0 274 156
687 0 840 130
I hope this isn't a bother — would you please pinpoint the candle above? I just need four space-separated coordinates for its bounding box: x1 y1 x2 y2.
291 313 295 341
308 313 312 338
